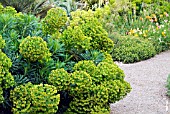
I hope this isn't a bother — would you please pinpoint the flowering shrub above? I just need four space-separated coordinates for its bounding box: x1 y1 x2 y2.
19 36 51 62
92 61 125 84
0 39 15 103
10 82 60 114
48 58 131 113
70 10 114 53
42 7 67 35
66 85 110 114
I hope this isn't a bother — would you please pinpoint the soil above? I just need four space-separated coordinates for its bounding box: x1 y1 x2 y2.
111 50 170 114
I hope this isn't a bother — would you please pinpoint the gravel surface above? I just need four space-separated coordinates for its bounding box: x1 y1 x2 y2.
111 50 170 114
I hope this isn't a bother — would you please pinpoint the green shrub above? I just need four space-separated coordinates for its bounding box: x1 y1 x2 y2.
14 13 41 38
112 36 156 63
48 58 131 113
102 80 131 103
0 5 17 15
42 7 67 35
92 61 125 84
61 26 91 52
70 71 92 95
0 48 15 103
70 10 114 53
19 36 51 62
10 82 60 114
166 74 170 96
73 60 96 75
48 68 70 91
66 85 110 114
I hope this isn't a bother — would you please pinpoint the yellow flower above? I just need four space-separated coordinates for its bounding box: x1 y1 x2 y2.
164 12 167 16
162 32 166 37
143 33 147 37
134 34 138 37
152 14 156 18
146 16 151 19
139 17 143 21
160 14 163 18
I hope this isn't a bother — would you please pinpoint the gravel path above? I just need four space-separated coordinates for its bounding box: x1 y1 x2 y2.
111 50 170 114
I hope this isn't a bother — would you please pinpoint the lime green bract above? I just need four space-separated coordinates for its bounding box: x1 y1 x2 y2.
19 36 51 62
42 7 67 35
10 82 60 114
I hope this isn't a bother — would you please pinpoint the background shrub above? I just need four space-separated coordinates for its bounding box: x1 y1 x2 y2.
70 10 114 53
111 35 156 63
10 82 60 114
42 7 67 35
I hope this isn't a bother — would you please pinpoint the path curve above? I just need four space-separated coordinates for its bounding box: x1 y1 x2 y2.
111 50 170 114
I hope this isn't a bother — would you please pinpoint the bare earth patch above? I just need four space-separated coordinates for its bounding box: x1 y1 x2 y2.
111 50 170 114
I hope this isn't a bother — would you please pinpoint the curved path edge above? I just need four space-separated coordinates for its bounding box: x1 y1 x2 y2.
111 50 170 114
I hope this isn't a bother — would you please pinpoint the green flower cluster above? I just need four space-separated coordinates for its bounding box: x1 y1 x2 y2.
69 10 114 53
0 4 17 14
48 68 70 91
70 71 92 95
73 60 96 75
48 58 131 113
19 36 51 62
42 7 67 35
10 82 60 114
0 37 15 103
92 62 125 84
66 85 110 114
61 26 91 51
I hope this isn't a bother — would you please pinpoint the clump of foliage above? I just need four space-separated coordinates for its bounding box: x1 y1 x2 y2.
61 26 91 52
42 7 67 35
0 35 5 49
48 68 70 91
48 58 131 113
10 82 60 114
0 4 17 14
19 36 51 62
111 35 156 63
66 85 110 114
0 36 15 103
0 5 132 114
69 9 114 53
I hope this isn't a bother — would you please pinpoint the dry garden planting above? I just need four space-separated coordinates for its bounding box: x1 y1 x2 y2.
0 0 169 114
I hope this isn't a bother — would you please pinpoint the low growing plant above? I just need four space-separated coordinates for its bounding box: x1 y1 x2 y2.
111 35 156 63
